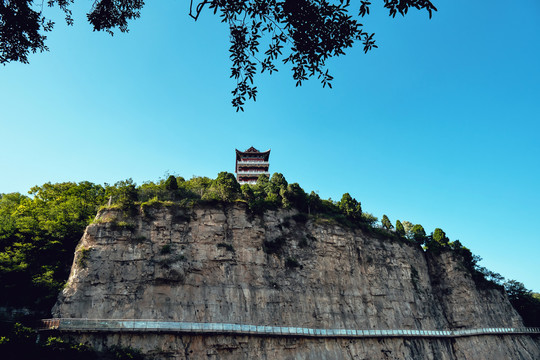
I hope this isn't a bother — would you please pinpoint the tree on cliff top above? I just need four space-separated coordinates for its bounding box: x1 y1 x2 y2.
338 192 362 219
164 175 178 191
424 227 450 251
209 171 241 201
395 219 405 237
504 280 540 327
411 224 426 245
381 214 393 230
1 0 437 111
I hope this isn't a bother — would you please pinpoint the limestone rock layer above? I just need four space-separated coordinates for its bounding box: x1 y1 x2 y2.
53 203 540 359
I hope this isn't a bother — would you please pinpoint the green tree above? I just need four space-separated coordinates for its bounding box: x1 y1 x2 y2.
2 1 437 110
395 220 405 237
307 191 322 215
265 173 288 206
361 212 378 226
338 193 362 219
240 184 254 202
402 221 414 239
504 280 540 327
270 173 288 190
381 214 393 230
0 182 107 312
164 175 178 190
107 179 137 208
282 183 307 211
432 228 448 245
210 172 241 201
411 224 426 245
255 173 270 191
252 174 270 199
184 176 213 198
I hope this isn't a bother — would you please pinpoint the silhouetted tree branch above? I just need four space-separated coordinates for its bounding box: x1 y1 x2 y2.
1 0 436 111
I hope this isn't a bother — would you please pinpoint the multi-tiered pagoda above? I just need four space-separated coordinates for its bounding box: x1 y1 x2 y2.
235 147 271 185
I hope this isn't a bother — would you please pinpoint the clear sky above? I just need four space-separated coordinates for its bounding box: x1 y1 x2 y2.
1 1 539 292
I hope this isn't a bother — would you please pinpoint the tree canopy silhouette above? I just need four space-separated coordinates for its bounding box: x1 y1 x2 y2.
1 0 436 110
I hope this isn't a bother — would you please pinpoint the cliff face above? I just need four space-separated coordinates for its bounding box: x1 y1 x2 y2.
53 203 539 359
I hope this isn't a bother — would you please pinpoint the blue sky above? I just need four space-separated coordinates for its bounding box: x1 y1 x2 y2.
1 1 539 292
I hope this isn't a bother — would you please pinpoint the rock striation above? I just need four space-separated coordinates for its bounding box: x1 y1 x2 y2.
53 203 540 359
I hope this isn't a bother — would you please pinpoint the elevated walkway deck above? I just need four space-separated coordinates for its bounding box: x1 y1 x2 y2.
41 319 540 339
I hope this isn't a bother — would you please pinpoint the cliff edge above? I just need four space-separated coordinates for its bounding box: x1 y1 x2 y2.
52 202 540 359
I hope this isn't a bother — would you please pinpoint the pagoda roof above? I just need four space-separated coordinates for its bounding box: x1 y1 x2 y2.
235 147 271 161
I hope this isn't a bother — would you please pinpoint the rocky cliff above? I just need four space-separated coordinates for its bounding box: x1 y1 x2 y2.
53 202 540 359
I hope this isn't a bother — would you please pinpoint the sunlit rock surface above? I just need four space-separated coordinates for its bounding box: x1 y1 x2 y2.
53 203 540 359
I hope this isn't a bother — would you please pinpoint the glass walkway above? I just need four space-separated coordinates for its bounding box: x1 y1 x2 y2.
40 319 540 339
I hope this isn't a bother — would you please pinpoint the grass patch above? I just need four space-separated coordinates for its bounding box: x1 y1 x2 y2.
77 247 92 268
110 221 136 231
140 197 175 217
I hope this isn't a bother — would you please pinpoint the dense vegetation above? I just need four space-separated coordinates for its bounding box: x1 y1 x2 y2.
0 182 109 315
1 172 538 327
0 322 143 360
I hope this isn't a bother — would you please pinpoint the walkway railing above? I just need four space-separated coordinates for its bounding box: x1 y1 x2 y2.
40 319 540 339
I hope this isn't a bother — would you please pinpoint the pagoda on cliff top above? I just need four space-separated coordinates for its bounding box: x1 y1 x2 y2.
235 147 271 185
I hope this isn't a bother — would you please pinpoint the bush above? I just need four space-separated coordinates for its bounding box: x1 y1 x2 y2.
110 220 136 232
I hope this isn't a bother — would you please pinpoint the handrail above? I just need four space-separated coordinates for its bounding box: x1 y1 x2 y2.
236 161 269 165
236 170 269 174
40 319 540 339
